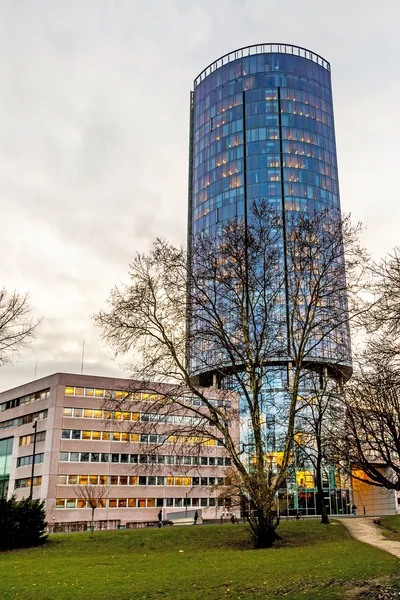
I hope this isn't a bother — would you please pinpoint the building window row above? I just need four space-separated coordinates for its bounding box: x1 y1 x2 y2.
63 407 212 427
60 428 223 447
0 389 50 413
17 453 44 467
59 451 231 466
19 431 46 446
57 474 225 486
0 409 48 432
64 387 230 409
15 476 42 489
55 496 218 509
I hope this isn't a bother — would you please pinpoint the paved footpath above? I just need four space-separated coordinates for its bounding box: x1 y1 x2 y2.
337 517 400 558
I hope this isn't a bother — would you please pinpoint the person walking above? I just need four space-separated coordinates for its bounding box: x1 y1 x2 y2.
352 504 357 516
193 510 198 525
158 509 163 528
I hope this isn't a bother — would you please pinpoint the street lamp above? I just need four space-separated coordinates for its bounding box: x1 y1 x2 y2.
185 490 188 518
29 420 37 500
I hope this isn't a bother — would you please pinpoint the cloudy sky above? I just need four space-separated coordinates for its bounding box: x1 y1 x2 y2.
0 0 399 391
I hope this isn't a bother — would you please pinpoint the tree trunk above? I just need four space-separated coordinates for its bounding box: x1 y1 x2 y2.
248 503 281 548
315 448 329 525
91 507 95 538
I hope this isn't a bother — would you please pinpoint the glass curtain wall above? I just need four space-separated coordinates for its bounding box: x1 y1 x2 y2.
188 45 352 515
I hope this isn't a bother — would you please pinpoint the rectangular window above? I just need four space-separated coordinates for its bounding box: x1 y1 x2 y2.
93 410 102 419
68 475 78 485
70 452 79 462
109 498 117 508
66 498 76 508
77 499 86 508
175 477 183 486
82 431 91 440
56 499 65 508
91 453 99 462
99 475 108 485
85 389 94 397
60 452 69 462
83 409 93 419
79 475 88 485
92 431 101 441
81 453 89 462
61 430 71 439
120 476 128 485
63 408 73 417
128 498 136 507
101 432 110 441
65 387 74 396
57 475 67 485
74 408 83 418
118 498 127 508
89 475 98 485
138 498 146 508
129 476 138 486
147 498 155 507
75 387 84 396
139 476 147 486
110 476 119 485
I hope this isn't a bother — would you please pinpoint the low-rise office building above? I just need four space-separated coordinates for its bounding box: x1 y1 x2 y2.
0 373 238 526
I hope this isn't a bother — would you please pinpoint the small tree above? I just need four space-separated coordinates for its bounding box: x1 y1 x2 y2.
0 496 47 549
74 486 109 537
0 285 40 367
95 205 366 548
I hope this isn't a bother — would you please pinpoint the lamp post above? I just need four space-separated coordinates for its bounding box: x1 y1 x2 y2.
185 490 188 518
29 420 37 500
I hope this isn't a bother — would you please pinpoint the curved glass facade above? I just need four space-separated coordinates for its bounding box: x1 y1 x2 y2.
188 44 351 377
188 45 352 516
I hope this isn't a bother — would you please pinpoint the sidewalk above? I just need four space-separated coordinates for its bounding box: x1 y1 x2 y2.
337 517 400 558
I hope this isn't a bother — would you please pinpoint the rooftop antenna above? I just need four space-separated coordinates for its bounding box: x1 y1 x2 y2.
81 338 85 375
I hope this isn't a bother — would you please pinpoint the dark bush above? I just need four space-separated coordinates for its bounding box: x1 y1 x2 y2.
0 496 47 550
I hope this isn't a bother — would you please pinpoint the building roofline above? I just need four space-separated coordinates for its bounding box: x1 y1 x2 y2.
194 43 330 88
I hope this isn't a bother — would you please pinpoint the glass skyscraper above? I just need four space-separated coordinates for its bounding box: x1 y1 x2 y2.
188 44 352 515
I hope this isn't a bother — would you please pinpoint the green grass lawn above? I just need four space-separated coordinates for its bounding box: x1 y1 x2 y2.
0 520 398 600
377 515 400 541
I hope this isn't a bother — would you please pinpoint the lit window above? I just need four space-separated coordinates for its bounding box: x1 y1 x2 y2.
137 498 146 508
68 475 78 485
83 409 93 419
95 389 104 398
77 499 86 508
113 432 121 441
89 475 98 485
128 498 136 507
65 387 74 396
93 410 102 419
56 499 65 508
129 476 138 486
82 431 91 440
118 498 127 508
92 431 101 441
101 432 110 441
147 498 155 507
109 499 117 508
99 475 108 485
85 389 94 397
120 476 128 486
66 498 76 508
79 475 88 485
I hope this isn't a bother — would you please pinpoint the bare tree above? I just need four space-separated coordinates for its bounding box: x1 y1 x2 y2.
0 286 40 367
337 249 400 492
74 485 110 537
94 204 366 548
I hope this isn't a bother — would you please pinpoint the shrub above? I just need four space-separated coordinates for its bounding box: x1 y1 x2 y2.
0 496 47 550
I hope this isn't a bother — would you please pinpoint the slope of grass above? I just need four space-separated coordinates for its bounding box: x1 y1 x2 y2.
377 515 400 540
0 520 398 600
